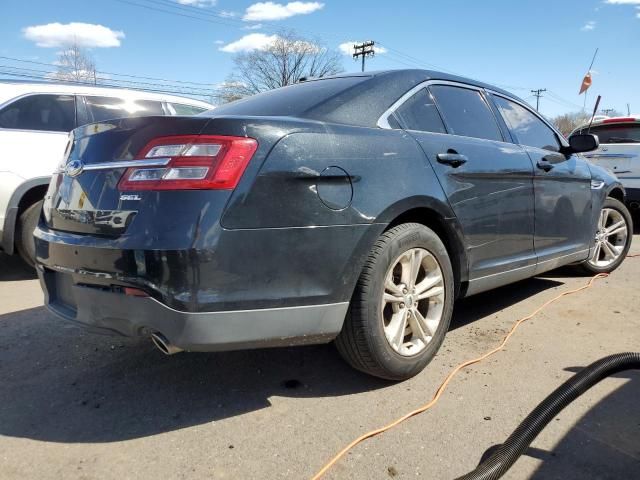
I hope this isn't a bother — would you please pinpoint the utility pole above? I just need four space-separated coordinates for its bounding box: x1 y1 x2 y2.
601 108 615 116
353 41 375 72
627 103 631 116
530 88 547 111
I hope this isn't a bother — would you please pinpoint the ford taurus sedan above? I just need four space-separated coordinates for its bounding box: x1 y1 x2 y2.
34 70 633 380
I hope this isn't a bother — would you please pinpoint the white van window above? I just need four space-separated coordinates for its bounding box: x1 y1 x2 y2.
0 94 75 132
586 124 640 144
82 96 164 123
168 103 209 115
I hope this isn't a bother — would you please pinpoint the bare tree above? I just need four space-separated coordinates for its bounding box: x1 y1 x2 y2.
216 30 343 103
552 111 591 136
54 43 97 84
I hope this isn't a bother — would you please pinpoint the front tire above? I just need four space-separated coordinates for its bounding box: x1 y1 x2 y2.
15 200 43 268
336 223 455 381
579 197 632 274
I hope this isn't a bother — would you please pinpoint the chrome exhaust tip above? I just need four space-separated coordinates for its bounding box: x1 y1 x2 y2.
151 332 183 355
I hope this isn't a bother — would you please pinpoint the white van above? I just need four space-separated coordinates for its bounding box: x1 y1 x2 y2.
0 81 213 265
571 116 640 211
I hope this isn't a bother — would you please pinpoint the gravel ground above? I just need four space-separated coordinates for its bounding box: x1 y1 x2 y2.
1 229 638 480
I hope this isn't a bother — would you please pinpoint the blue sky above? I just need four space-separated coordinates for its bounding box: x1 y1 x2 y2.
2 0 639 117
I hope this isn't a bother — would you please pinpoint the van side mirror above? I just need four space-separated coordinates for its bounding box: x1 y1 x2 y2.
567 134 599 154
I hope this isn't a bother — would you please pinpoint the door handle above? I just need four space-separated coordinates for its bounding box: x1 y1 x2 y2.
536 160 554 172
437 152 468 168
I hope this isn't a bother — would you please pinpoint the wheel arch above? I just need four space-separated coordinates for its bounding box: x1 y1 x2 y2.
607 186 625 203
1 176 50 254
375 196 469 298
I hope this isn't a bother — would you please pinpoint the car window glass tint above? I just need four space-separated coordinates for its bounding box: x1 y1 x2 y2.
0 94 75 132
493 95 560 151
169 103 208 115
394 88 446 133
84 96 164 122
429 85 502 141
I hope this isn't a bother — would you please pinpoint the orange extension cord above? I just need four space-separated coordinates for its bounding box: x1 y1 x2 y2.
311 256 639 479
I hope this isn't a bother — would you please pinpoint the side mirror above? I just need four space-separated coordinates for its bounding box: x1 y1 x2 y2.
567 134 599 153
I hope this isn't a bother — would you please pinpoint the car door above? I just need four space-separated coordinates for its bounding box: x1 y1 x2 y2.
0 93 76 180
490 94 592 270
388 83 536 291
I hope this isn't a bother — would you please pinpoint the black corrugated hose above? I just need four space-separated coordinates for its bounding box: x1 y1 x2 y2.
456 352 640 480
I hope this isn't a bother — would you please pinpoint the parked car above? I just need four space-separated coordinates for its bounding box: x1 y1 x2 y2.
34 70 632 380
0 80 213 265
571 116 640 211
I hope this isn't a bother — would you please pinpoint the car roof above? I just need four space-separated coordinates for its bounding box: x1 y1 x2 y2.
305 69 518 98
210 69 530 128
0 79 214 109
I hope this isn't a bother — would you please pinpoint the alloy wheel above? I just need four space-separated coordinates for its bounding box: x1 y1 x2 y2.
588 207 628 268
382 248 445 356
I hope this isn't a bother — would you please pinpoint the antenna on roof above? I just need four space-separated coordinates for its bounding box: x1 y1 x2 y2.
587 95 602 135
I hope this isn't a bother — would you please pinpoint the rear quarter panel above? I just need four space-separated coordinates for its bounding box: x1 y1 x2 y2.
221 125 453 229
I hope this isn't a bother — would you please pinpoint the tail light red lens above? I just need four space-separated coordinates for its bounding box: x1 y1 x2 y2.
118 135 258 191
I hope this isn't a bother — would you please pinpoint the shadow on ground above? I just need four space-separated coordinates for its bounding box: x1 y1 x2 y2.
0 304 390 444
527 369 640 479
0 272 566 445
450 277 564 331
0 253 37 281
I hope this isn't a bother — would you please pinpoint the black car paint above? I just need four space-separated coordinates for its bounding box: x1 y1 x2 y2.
34 69 624 351
36 115 461 313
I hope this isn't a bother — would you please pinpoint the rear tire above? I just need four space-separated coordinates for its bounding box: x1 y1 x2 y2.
578 197 632 275
336 223 455 381
15 200 43 268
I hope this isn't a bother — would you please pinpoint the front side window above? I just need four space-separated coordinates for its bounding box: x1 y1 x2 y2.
0 94 75 132
81 96 164 123
393 88 446 134
493 95 560 152
429 85 502 142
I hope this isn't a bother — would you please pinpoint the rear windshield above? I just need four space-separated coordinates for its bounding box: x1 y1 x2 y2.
579 124 640 144
210 77 366 117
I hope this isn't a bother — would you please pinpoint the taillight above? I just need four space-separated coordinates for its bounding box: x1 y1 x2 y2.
118 135 258 191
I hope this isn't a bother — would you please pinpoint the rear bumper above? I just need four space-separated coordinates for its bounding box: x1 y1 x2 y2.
38 267 348 351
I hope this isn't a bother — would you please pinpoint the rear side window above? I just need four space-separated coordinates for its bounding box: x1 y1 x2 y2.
81 96 164 123
430 85 502 142
583 124 640 144
0 94 75 132
492 95 560 152
168 103 208 115
393 88 446 134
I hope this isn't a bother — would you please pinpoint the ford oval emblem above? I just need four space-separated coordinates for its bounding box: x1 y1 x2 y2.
65 159 84 177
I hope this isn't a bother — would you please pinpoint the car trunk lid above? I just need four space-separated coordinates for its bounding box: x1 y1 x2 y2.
43 115 213 236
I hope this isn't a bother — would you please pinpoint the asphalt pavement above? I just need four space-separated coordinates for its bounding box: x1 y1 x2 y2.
1 228 639 479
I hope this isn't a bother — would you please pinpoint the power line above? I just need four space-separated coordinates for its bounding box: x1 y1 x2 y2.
0 65 216 98
112 0 548 98
546 90 585 110
112 0 245 29
0 65 215 96
0 56 217 89
61 0 585 113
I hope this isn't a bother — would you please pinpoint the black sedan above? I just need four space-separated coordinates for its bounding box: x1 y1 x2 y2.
35 70 633 380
